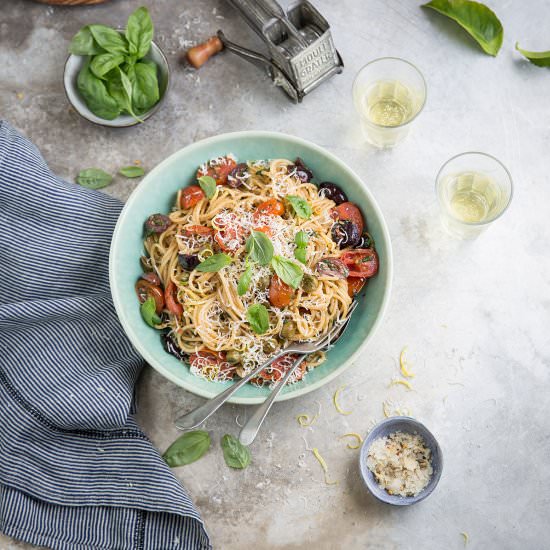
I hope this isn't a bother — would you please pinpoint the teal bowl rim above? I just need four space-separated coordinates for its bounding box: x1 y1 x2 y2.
109 131 393 404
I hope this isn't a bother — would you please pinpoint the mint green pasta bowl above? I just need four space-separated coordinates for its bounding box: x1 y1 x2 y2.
109 132 392 404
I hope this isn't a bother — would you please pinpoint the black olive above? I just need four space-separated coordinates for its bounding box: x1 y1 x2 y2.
178 253 200 271
331 220 360 248
291 157 313 182
144 214 171 236
227 163 249 188
318 182 348 205
161 332 187 362
356 232 375 249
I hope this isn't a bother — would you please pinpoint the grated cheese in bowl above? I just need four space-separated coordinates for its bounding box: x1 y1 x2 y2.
366 431 433 497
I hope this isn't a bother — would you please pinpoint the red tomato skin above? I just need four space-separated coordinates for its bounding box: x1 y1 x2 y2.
165 282 183 317
341 249 379 278
254 199 285 219
135 280 165 314
180 185 205 209
334 202 364 234
269 275 293 308
347 277 366 297
196 157 237 185
183 225 214 237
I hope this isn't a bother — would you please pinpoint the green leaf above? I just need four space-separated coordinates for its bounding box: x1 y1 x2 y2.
140 296 161 327
271 255 303 289
197 175 217 199
76 168 113 189
131 61 159 113
126 6 154 59
163 430 211 467
294 230 309 249
422 0 503 56
237 263 253 296
515 42 550 67
89 24 128 55
196 253 232 272
119 165 145 178
286 195 312 219
77 61 121 120
221 434 251 469
245 230 274 266
246 304 269 335
69 26 104 55
294 247 307 265
106 68 142 122
90 52 125 78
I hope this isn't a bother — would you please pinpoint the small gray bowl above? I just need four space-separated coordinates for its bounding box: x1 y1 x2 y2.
64 35 170 128
359 417 443 506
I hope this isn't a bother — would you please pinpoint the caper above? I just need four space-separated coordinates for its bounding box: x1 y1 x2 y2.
262 338 278 354
257 274 271 291
226 350 242 364
281 320 299 341
301 274 319 293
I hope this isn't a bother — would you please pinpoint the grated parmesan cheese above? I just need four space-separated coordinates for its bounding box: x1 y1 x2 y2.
366 431 433 497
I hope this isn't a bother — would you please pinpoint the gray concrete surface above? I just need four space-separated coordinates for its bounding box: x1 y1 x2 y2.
1 0 549 548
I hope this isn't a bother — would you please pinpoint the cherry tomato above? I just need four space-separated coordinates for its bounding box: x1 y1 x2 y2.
253 225 272 236
180 185 205 209
183 225 214 237
196 157 237 185
341 249 379 278
333 202 364 234
347 276 366 297
213 213 244 252
135 280 165 314
189 349 234 378
165 281 183 317
254 198 285 219
269 275 293 308
254 355 299 383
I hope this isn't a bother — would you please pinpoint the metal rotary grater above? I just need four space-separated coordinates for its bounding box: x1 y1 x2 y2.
218 0 344 102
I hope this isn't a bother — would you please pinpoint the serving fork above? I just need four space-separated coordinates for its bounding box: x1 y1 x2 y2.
174 302 358 431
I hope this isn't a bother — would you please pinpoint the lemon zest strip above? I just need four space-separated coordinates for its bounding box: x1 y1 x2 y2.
312 447 338 485
460 532 469 545
339 433 363 449
383 400 391 418
333 386 352 415
390 379 413 391
297 413 318 427
399 347 415 378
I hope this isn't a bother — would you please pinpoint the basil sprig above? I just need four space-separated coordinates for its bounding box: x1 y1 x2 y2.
286 195 312 219
272 255 303 289
198 175 217 199
140 296 161 327
196 253 232 272
422 0 503 56
163 430 211 467
76 168 113 189
245 230 274 266
237 263 253 296
221 434 251 469
246 304 269 335
69 7 160 121
294 230 309 265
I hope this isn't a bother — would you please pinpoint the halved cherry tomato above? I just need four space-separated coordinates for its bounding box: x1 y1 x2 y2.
254 198 285 219
213 213 244 252
135 280 165 314
180 185 205 209
183 225 214 237
333 202 364 234
254 355 299 383
165 281 183 317
341 249 379 278
253 225 272 236
196 157 237 185
347 276 367 297
189 349 235 378
269 275 293 308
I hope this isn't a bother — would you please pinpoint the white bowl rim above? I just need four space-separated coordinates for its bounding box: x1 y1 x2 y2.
109 131 393 404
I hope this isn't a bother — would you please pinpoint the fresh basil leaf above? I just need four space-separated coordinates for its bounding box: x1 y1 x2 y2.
76 168 113 189
246 304 269 335
140 296 161 327
163 430 211 467
294 230 309 248
119 166 145 178
90 52 125 79
69 26 104 55
106 68 142 122
197 175 217 199
294 247 307 265
196 253 232 272
221 434 251 469
286 195 312 219
77 61 121 120
422 0 503 56
126 6 154 59
89 24 128 55
271 255 303 289
515 43 550 67
237 263 253 296
245 230 274 266
131 61 159 113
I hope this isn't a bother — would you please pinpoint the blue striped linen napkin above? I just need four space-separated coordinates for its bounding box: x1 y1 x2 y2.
0 121 211 550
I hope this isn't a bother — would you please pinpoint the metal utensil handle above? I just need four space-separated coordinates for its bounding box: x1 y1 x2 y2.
174 349 289 431
239 355 307 446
